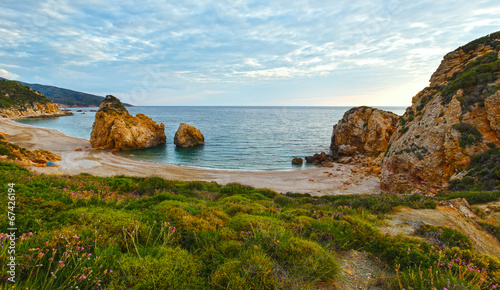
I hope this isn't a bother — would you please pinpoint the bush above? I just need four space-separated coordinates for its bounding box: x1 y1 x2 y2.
119 246 206 289
416 225 473 250
211 248 283 289
451 123 483 148
273 236 339 284
448 148 500 191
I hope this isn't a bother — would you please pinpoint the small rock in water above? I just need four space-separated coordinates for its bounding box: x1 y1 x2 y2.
292 157 303 165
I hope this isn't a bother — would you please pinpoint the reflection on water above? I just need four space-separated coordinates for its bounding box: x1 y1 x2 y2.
174 145 204 162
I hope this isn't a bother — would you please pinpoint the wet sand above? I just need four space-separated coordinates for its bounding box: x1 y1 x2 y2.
0 118 381 195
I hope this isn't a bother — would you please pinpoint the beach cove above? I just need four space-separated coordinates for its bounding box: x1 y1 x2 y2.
0 118 381 195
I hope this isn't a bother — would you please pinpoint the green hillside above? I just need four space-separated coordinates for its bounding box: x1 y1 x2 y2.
18 82 108 107
1 77 132 107
0 79 52 109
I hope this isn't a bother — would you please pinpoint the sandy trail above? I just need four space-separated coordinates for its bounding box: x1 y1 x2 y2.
0 118 381 195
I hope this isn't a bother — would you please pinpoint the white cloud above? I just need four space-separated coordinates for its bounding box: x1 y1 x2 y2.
0 69 19 80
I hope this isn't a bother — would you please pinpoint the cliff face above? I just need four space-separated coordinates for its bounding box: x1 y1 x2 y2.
90 95 166 150
381 32 500 193
330 106 399 157
0 102 70 118
0 80 70 118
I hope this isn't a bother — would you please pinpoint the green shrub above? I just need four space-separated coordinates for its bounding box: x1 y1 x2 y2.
119 246 206 289
211 248 283 289
448 148 500 191
451 123 483 148
416 225 473 249
229 214 274 232
273 236 339 284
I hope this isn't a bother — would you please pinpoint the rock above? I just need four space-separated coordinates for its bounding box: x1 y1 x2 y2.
174 123 205 148
305 156 316 163
26 149 62 163
46 161 56 167
75 148 83 151
338 145 358 156
90 95 166 150
292 157 303 165
381 33 500 193
331 106 399 157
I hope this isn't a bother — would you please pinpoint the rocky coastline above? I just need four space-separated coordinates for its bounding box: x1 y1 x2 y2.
301 32 500 194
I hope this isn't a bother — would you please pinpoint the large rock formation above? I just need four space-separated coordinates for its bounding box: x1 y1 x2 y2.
381 32 500 193
174 123 205 148
330 106 399 157
90 95 166 150
0 80 71 118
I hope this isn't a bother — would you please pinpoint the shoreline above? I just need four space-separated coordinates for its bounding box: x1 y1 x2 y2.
0 118 382 195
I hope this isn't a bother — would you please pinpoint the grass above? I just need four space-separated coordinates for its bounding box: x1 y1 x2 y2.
1 160 500 289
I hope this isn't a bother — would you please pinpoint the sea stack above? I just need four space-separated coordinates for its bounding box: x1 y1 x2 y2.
330 106 399 158
174 123 205 148
381 33 500 193
90 95 166 150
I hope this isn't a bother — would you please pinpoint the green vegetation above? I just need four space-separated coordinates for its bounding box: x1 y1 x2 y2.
441 51 500 109
415 225 473 250
17 82 133 108
448 148 500 191
451 123 483 148
1 160 500 289
456 31 500 54
0 80 52 109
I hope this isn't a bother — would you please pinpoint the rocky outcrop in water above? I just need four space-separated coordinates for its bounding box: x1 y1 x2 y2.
381 32 500 193
174 123 205 148
90 95 166 150
330 106 399 158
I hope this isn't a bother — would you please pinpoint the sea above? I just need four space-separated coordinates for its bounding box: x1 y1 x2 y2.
16 106 406 171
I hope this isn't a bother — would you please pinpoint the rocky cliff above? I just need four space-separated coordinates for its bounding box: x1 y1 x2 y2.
381 32 500 193
0 80 71 118
330 106 399 158
90 95 166 150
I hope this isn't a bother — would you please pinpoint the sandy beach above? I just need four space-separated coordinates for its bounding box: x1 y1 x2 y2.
0 118 381 195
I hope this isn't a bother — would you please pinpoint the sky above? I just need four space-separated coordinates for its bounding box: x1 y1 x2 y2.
1 1 500 106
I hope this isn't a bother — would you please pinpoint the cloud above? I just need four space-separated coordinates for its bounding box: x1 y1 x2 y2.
0 69 19 80
1 0 500 105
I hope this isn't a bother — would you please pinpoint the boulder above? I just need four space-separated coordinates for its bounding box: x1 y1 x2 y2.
381 32 500 193
330 106 399 157
338 145 357 156
174 123 205 148
292 157 303 165
90 95 166 150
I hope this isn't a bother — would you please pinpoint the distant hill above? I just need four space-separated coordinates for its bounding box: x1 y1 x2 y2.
0 77 133 107
0 79 52 108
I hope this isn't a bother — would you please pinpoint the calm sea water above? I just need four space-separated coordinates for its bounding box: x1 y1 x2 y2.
17 106 406 170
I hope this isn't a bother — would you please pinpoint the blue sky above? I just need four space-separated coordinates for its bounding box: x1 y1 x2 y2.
1 0 500 106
